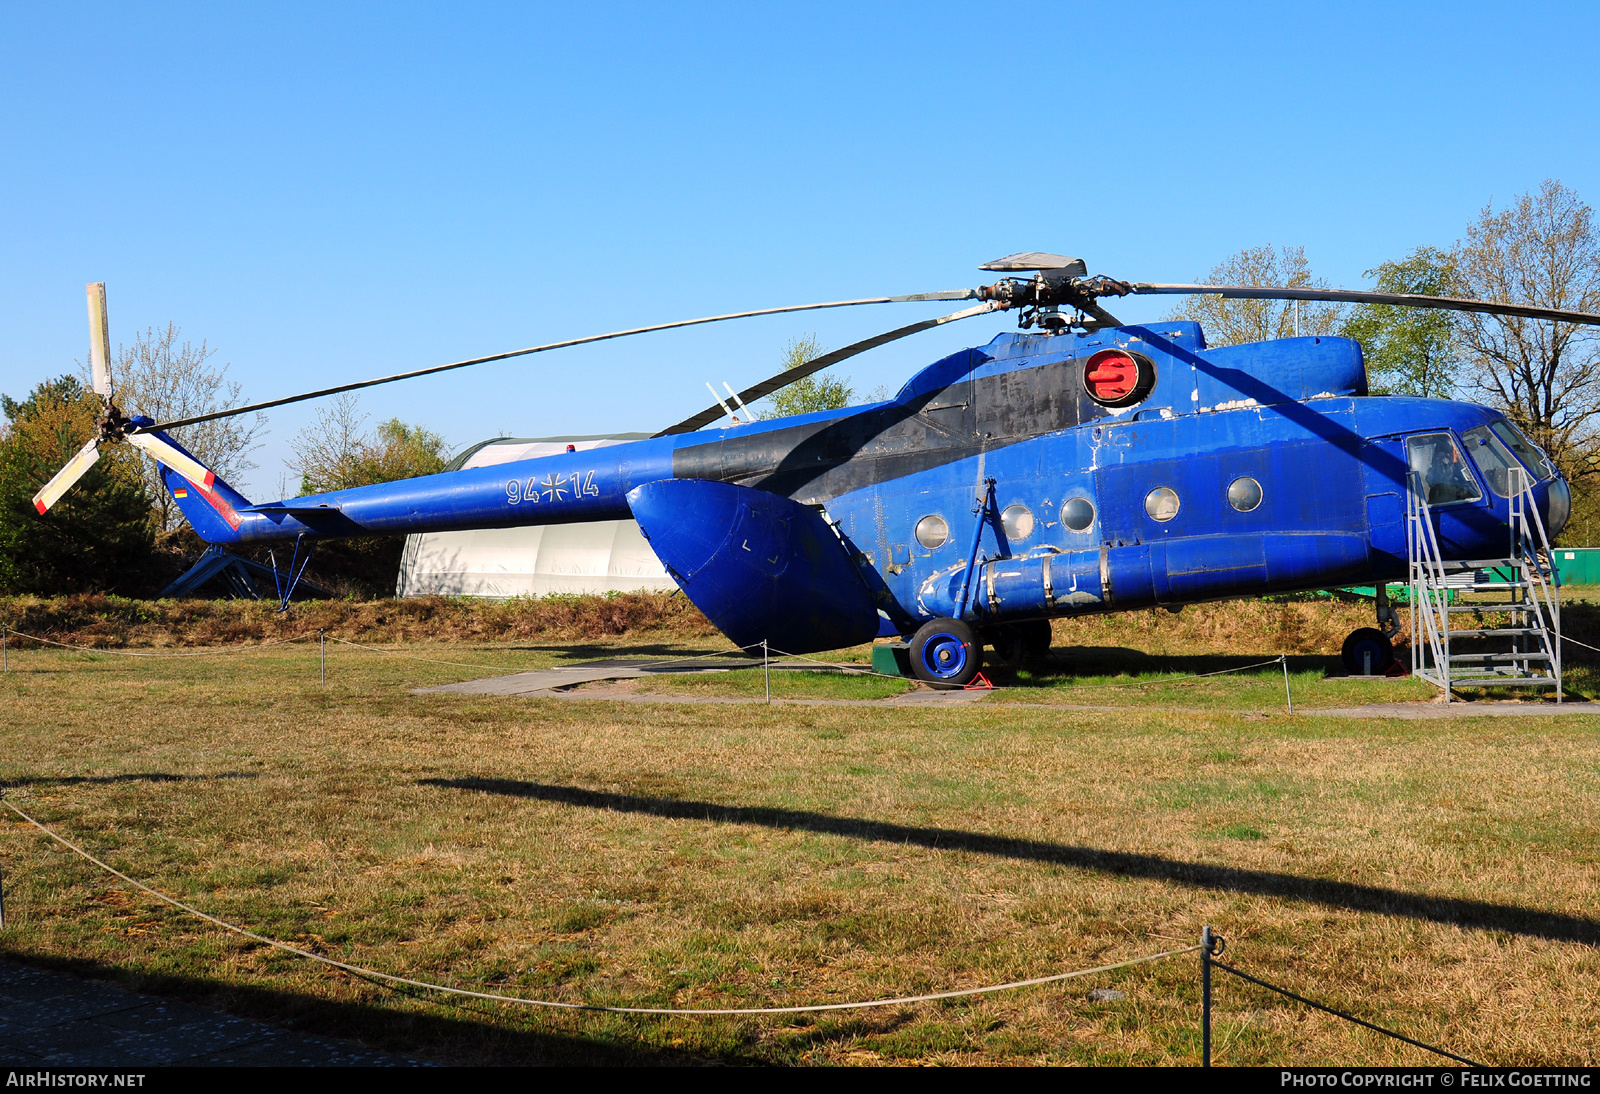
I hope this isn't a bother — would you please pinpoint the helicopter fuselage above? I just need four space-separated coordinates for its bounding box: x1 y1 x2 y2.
160 321 1569 649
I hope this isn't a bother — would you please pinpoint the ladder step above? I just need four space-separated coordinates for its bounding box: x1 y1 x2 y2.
1443 603 1537 612
1448 651 1552 662
1448 676 1559 686
1447 628 1545 637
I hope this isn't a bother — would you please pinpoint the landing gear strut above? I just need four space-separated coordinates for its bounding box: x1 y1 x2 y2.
988 619 1053 669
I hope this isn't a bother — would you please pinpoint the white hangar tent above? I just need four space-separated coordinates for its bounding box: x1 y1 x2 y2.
394 434 677 599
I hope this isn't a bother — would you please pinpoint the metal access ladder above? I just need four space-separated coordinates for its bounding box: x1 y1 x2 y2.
1407 470 1561 700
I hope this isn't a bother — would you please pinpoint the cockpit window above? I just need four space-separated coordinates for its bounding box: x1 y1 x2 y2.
1461 425 1521 497
1406 432 1482 506
1489 420 1555 482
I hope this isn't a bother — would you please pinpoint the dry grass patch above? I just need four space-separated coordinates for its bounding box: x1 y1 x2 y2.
0 631 1597 1065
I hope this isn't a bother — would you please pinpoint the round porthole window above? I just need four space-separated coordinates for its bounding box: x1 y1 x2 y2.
1227 476 1263 513
1145 486 1180 522
1062 497 1095 532
914 514 949 549
1001 504 1034 541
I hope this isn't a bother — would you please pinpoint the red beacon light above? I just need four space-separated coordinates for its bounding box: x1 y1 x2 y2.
1083 348 1155 407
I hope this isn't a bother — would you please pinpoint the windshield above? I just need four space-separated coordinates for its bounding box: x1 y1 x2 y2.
1406 432 1482 506
1489 420 1555 482
1461 425 1521 497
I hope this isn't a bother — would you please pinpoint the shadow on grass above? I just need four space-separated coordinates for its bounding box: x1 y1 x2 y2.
1 772 259 789
425 777 1600 947
2 953 758 1066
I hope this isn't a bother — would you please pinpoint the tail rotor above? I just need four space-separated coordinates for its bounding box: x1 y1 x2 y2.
31 282 214 514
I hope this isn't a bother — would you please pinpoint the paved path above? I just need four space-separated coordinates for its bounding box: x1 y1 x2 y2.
0 961 417 1066
415 656 836 697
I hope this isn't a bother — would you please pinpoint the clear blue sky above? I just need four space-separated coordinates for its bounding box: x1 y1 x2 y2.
3 2 1598 496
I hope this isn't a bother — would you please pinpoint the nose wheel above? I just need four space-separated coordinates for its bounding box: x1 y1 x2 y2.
1341 627 1396 675
910 617 982 689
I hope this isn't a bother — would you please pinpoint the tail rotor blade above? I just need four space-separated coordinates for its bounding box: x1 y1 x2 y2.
126 432 215 488
86 283 113 397
32 438 101 514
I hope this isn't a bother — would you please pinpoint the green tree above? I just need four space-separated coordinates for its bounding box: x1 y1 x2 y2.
1163 244 1343 347
1340 246 1458 397
285 394 452 596
0 376 155 594
761 335 855 419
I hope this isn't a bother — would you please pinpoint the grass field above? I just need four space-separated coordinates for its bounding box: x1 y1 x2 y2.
0 602 1598 1066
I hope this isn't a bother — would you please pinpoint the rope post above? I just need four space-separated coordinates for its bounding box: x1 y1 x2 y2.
1201 925 1212 1066
1281 654 1293 714
319 629 326 686
763 640 770 705
2 623 7 673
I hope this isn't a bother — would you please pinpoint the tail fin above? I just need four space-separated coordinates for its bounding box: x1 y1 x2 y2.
150 432 252 544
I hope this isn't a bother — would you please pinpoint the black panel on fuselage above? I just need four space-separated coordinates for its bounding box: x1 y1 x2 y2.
670 348 1103 505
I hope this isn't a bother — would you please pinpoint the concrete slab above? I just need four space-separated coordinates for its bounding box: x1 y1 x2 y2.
415 656 856 697
0 962 419 1067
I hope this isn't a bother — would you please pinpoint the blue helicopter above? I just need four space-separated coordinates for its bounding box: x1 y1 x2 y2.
35 257 1596 686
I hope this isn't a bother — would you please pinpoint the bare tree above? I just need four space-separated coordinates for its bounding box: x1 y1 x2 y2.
1163 245 1343 347
286 393 369 494
1451 179 1600 472
97 324 265 530
287 392 450 494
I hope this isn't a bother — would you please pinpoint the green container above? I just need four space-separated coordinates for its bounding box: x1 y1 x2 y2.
1552 547 1600 586
872 643 911 678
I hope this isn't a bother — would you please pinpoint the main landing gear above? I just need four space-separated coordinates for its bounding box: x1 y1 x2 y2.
1341 584 1402 675
908 617 1053 688
909 617 982 688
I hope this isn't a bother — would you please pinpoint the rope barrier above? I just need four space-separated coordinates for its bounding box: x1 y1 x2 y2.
1 623 1315 699
0 795 1195 1016
767 646 1292 692
1208 956 1482 1067
1561 633 1600 656
1 629 311 658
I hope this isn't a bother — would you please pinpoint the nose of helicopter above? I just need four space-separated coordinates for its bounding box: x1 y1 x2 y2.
1544 476 1572 539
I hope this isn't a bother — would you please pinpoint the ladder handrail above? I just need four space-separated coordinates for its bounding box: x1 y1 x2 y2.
1406 471 1453 691
1511 467 1562 699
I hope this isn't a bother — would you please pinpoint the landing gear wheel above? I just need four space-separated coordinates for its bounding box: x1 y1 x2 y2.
989 619 1053 668
911 617 982 689
1341 627 1395 676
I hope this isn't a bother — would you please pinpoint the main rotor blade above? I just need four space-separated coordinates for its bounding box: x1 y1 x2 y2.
1129 283 1600 327
32 438 101 514
655 300 1001 436
143 290 979 434
86 283 113 397
126 432 216 488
